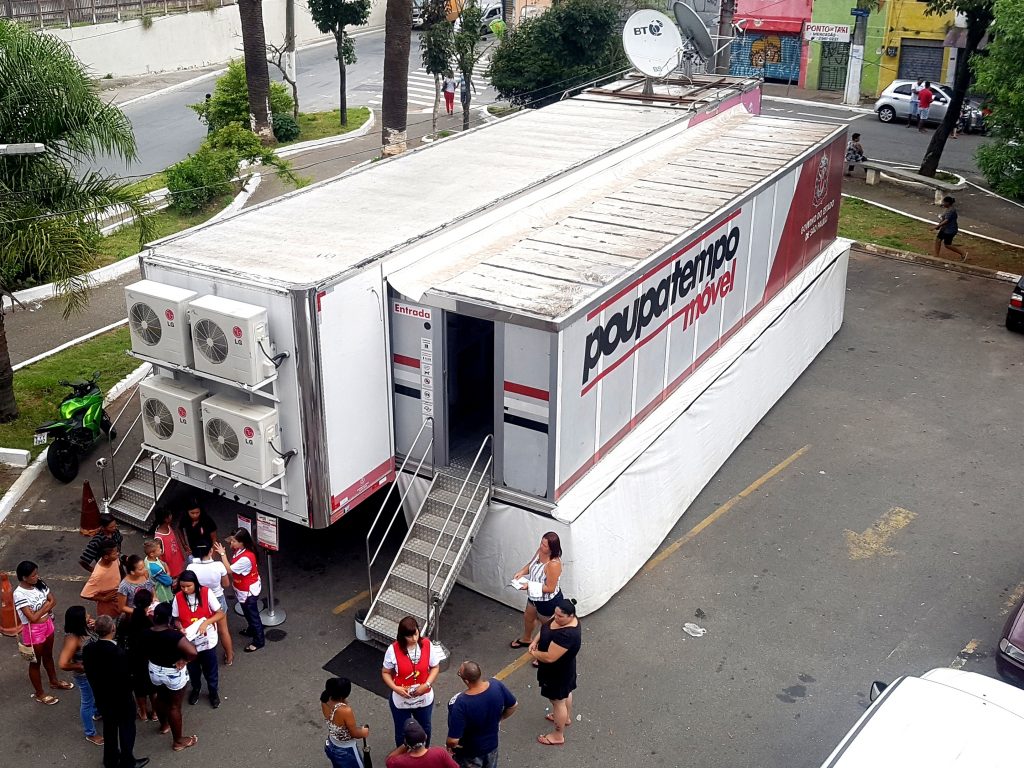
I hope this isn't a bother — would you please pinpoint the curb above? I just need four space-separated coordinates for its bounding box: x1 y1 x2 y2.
763 95 875 115
275 109 377 158
855 242 1022 283
0 362 151 527
210 172 262 222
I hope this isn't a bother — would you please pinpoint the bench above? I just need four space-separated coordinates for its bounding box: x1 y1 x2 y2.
859 160 965 204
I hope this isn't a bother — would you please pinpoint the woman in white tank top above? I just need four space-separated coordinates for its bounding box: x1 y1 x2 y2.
510 532 564 649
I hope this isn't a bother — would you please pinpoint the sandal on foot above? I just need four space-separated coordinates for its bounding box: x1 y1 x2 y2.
85 734 104 746
172 735 199 751
243 643 262 653
51 680 75 690
33 694 59 705
537 735 564 746
531 660 540 668
545 714 571 727
510 638 529 649
159 726 171 735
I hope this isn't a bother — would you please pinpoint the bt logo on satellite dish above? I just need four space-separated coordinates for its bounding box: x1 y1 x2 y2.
634 19 664 36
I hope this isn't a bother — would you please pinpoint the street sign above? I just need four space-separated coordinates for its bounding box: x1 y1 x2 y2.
850 7 870 16
256 513 279 551
805 23 852 43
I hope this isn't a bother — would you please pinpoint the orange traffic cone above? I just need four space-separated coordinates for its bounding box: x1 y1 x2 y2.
0 573 19 637
80 481 101 536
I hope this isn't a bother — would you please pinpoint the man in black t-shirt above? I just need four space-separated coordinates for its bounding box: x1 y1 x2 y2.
446 661 517 768
79 515 123 573
179 498 219 558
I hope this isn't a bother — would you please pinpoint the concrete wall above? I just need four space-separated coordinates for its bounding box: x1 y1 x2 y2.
47 0 386 77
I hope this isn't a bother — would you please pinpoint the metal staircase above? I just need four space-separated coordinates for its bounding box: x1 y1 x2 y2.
107 449 171 528
363 430 493 647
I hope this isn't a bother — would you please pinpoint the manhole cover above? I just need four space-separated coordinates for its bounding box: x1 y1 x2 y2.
265 629 287 642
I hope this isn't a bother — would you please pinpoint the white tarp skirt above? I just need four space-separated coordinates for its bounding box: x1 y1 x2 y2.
400 241 851 616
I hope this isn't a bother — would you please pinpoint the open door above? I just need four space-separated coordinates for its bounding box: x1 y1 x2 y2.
445 313 494 464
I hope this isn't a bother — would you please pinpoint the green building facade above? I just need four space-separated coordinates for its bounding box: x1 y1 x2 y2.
803 0 887 96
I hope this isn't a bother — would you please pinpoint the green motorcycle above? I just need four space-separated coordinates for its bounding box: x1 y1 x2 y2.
34 372 115 483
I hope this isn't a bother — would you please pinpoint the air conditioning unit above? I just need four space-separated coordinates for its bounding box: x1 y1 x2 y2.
188 295 276 385
139 376 209 462
201 394 284 484
125 280 198 366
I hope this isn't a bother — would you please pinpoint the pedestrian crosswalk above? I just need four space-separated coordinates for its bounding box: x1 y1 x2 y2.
363 68 492 111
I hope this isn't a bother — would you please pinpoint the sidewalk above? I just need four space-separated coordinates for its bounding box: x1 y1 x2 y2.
761 82 862 108
97 64 225 105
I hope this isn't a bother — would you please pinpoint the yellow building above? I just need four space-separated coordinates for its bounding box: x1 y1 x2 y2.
876 0 956 95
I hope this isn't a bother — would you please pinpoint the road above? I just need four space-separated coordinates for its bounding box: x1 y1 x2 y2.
2 250 1022 767
95 30 496 179
761 98 989 183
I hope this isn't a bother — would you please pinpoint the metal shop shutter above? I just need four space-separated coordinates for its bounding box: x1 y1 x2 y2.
897 39 943 82
818 41 849 91
730 33 802 83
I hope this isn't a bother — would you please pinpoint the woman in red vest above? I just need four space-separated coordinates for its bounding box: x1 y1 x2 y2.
172 570 224 709
381 616 442 747
214 529 265 652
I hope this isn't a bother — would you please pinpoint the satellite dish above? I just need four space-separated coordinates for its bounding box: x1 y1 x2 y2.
622 10 684 78
672 1 716 61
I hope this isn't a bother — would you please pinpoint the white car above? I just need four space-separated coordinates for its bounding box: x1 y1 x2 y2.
818 668 1024 767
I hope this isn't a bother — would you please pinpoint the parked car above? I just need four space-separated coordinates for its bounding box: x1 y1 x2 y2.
874 80 984 132
817 668 1024 767
1006 275 1024 332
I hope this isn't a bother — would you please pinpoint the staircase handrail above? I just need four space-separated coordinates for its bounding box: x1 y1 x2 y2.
366 417 435 604
101 375 150 501
424 434 493 630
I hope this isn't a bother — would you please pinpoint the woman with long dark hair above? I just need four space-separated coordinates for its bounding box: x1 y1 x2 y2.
172 569 224 708
116 554 155 617
510 532 564 652
117 588 158 721
214 528 264 653
58 605 103 744
143 602 199 751
529 597 582 746
320 677 369 768
15 560 73 705
380 615 442 747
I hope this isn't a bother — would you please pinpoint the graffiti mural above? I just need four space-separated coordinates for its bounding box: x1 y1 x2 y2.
730 33 801 82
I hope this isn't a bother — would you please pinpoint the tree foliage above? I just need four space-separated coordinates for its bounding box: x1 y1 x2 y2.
452 0 486 130
190 59 294 133
487 0 625 108
0 21 153 419
308 0 371 125
973 0 1024 199
420 0 456 135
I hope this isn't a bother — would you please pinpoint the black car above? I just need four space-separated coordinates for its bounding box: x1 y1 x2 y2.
1007 276 1024 332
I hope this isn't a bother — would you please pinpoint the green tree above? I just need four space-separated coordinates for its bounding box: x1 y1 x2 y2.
0 22 153 421
918 0 994 176
487 0 624 109
973 0 1024 199
382 0 414 155
452 0 486 131
190 60 294 133
308 0 372 127
420 0 456 136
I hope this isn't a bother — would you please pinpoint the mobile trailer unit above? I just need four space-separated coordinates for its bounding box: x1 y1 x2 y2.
116 75 849 637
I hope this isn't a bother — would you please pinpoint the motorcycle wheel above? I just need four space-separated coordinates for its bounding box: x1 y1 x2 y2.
46 439 79 483
100 410 116 442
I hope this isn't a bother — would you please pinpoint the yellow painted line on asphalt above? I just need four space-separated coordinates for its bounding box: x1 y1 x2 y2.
950 638 980 670
844 506 917 560
495 651 533 681
1001 581 1024 616
642 444 812 573
332 589 370 615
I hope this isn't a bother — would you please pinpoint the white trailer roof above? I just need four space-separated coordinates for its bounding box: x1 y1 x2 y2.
388 109 842 325
149 96 724 288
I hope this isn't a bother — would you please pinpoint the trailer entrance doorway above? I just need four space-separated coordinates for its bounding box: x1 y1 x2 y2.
444 313 494 464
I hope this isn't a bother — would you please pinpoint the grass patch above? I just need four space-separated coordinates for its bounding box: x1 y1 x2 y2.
0 326 137 462
437 130 453 138
839 196 1024 274
125 172 168 196
96 193 232 267
282 108 372 146
487 104 520 117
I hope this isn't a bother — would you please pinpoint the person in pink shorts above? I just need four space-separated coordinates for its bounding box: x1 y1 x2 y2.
15 560 74 705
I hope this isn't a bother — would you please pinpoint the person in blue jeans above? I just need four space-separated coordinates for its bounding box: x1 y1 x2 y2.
447 661 517 768
58 606 103 746
320 677 370 768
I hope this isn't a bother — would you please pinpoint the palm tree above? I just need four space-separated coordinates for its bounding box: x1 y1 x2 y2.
237 0 275 143
0 22 153 421
381 0 413 155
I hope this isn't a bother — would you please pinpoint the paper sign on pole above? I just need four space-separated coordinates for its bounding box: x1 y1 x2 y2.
805 23 852 42
236 514 252 537
256 513 279 551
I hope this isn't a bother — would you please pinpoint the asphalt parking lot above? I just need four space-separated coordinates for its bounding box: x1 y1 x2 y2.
1 249 1022 767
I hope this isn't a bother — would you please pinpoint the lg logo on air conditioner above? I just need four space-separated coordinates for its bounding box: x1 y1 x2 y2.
243 426 255 445
165 309 176 327
177 406 188 424
232 325 244 345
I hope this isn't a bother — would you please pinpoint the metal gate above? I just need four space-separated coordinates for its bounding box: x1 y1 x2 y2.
818 42 849 91
730 32 802 83
897 40 943 82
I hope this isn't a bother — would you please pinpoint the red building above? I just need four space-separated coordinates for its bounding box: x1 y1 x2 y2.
730 0 811 86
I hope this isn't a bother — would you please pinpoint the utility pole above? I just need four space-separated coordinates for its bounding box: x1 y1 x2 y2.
716 0 736 75
842 5 869 106
284 0 296 86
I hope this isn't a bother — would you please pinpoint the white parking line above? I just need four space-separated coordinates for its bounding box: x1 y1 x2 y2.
796 111 860 123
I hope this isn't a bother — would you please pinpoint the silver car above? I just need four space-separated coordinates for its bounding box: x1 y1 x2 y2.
874 80 953 125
